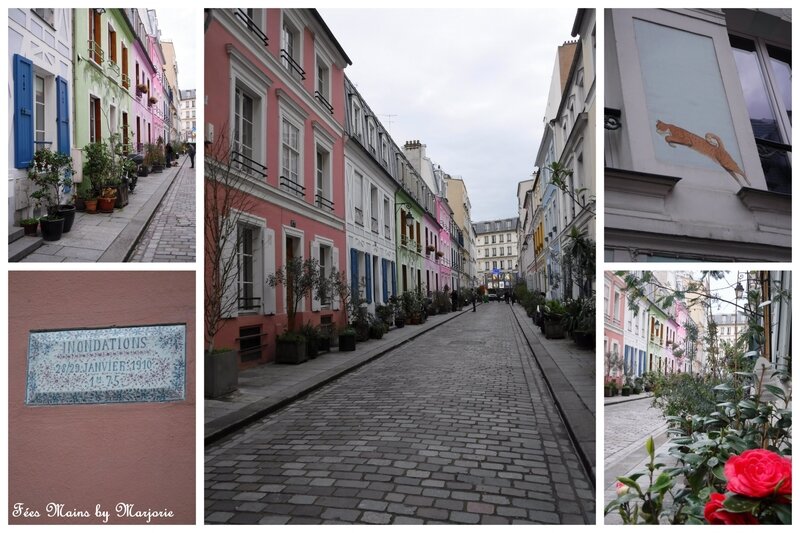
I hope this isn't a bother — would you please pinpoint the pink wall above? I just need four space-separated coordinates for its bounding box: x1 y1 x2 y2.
9 271 195 524
132 40 156 147
205 13 348 366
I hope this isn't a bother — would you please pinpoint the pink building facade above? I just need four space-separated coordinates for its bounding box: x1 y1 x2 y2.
435 196 453 291
9 271 195 524
127 9 158 150
147 33 167 143
604 272 626 384
422 211 441 294
205 9 351 366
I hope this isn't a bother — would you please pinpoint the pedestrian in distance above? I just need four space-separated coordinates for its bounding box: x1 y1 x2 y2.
472 290 477 312
510 291 516 306
188 143 195 168
451 289 458 312
165 142 174 167
504 291 510 304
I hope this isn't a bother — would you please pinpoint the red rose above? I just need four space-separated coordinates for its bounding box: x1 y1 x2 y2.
725 449 792 498
704 493 759 525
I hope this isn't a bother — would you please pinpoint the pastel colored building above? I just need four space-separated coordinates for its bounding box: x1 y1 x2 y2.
394 159 425 293
622 293 649 377
9 271 195 524
125 8 159 150
343 75 399 313
8 8 74 225
603 272 626 384
204 8 351 366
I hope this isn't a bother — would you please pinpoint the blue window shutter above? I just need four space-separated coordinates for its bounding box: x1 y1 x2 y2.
350 248 359 305
56 76 70 155
382 259 388 302
14 54 34 169
391 261 397 296
365 253 372 304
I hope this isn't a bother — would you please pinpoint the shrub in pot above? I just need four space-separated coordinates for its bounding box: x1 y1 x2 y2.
21 218 38 236
28 148 74 240
204 348 239 398
275 331 307 364
299 322 320 359
338 327 356 352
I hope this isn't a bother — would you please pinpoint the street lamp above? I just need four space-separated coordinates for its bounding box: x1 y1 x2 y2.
734 281 744 300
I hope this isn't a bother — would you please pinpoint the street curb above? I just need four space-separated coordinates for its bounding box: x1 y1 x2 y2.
204 304 481 446
98 157 187 262
510 307 596 487
604 393 653 406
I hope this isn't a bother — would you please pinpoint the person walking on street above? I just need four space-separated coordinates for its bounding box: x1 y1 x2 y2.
472 290 477 312
165 142 174 167
451 289 458 312
188 143 195 168
504 291 510 304
510 291 516 306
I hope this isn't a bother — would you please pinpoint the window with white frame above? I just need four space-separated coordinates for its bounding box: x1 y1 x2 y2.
381 135 388 164
281 15 303 80
351 100 363 138
383 197 391 239
34 75 46 150
319 243 332 306
234 87 255 161
315 145 332 211
282 119 300 186
237 224 262 311
370 185 379 233
229 50 270 174
367 120 376 151
353 171 364 225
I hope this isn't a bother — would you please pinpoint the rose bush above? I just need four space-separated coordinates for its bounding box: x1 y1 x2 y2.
724 449 791 499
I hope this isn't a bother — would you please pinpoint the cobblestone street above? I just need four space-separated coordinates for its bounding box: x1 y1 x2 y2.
206 304 594 524
129 154 196 262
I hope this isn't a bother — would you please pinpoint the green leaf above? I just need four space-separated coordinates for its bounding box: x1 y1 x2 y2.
772 503 792 524
650 472 674 493
722 494 760 513
707 457 719 468
764 384 786 399
712 464 726 481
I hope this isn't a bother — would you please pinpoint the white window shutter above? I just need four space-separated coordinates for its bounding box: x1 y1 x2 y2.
311 239 321 312
221 223 239 318
331 246 340 310
263 227 276 315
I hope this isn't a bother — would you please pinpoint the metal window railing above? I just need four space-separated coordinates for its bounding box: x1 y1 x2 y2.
371 217 379 234
280 49 306 80
280 175 306 197
314 90 334 115
238 296 262 311
235 9 268 46
231 150 267 179
315 194 334 212
121 73 131 89
88 40 104 64
354 207 364 225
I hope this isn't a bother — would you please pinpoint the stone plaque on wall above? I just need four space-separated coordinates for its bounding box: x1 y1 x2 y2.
26 324 186 405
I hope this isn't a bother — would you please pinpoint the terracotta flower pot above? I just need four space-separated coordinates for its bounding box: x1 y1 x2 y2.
98 197 116 213
85 199 98 214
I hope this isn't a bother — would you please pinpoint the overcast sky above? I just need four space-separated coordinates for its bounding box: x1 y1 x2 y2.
155 8 197 90
320 8 577 222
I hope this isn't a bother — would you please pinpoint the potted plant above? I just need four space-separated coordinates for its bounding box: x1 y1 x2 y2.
20 218 38 236
299 322 321 360
375 304 393 328
426 244 435 254
27 148 74 241
369 316 385 340
543 299 566 339
604 383 612 397
145 143 163 173
82 141 113 214
267 257 325 364
609 381 619 397
205 348 239 398
621 385 631 396
98 181 119 213
148 96 158 106
338 326 356 352
136 82 148 95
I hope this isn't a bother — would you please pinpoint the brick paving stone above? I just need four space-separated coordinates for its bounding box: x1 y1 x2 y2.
129 157 195 262
206 304 594 524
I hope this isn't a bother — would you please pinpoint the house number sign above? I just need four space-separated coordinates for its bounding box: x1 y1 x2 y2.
26 324 186 405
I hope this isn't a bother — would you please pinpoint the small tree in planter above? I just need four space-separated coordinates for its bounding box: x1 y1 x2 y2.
267 257 323 364
329 270 358 351
204 130 258 397
28 148 74 240
543 299 567 339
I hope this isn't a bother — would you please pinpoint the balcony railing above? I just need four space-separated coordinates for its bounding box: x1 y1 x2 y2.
121 73 131 89
354 207 363 226
234 9 268 46
106 60 120 77
231 150 267 179
280 49 306 81
314 90 334 115
384 224 391 239
315 194 334 212
371 217 379 234
280 175 305 197
88 40 104 65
